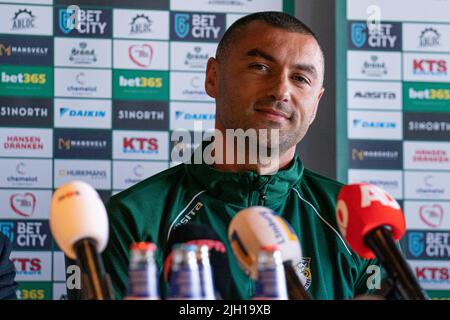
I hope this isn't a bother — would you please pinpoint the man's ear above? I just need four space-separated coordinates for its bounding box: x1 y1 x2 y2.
309 87 325 125
205 57 218 98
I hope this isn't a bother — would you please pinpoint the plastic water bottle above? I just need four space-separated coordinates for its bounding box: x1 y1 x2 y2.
253 245 288 300
167 244 202 299
125 242 160 300
196 244 216 299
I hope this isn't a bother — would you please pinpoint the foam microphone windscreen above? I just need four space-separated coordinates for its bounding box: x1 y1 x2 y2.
164 223 230 299
336 183 406 259
228 206 302 279
50 180 109 260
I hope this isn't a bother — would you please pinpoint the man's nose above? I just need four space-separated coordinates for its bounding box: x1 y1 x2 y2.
268 73 291 102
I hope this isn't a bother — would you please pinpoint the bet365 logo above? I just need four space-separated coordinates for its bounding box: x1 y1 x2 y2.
1 71 46 84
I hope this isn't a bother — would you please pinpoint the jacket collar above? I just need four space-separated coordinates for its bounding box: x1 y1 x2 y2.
184 141 305 206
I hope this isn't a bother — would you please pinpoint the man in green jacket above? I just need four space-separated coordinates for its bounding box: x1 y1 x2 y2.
103 11 379 300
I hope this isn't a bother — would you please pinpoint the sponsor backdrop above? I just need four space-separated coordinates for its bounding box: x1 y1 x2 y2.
337 0 450 299
0 0 294 300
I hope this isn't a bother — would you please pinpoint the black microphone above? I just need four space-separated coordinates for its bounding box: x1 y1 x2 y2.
164 223 231 299
50 181 114 300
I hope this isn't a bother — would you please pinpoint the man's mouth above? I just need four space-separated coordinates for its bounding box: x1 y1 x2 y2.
255 108 291 121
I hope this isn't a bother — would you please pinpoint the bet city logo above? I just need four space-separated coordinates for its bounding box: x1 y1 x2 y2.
128 44 153 68
10 192 36 217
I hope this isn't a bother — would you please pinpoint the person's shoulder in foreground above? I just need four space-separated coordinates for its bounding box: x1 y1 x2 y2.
0 233 18 300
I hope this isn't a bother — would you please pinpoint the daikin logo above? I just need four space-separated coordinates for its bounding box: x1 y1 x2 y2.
175 111 215 121
59 108 106 118
353 119 397 129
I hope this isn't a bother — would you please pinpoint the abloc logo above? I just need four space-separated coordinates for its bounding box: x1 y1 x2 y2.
11 9 35 32
11 220 51 250
54 129 111 159
419 27 441 49
349 21 401 50
0 97 52 127
0 36 52 66
56 7 112 37
171 12 225 42
404 230 450 260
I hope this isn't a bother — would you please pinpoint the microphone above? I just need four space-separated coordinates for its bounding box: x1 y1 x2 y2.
50 180 114 300
163 223 231 299
336 183 428 300
228 206 311 300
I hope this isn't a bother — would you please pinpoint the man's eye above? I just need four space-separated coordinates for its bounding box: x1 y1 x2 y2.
293 75 309 84
250 64 269 71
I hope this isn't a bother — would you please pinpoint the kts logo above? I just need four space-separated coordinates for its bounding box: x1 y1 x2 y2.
420 204 444 228
171 12 225 41
419 27 441 48
349 21 401 50
129 44 153 68
122 137 159 154
413 59 447 76
416 266 449 283
361 55 387 77
10 193 36 217
405 230 450 260
13 257 41 274
11 9 35 31
69 42 97 65
57 8 111 37
129 14 153 35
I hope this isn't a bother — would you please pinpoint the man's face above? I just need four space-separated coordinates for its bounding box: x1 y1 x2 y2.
206 21 325 154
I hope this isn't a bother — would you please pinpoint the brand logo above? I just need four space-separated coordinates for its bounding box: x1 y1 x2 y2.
172 12 225 41
10 193 36 217
419 27 441 48
420 204 444 228
122 137 159 154
69 42 97 65
58 8 110 36
404 112 450 141
130 14 153 35
0 222 14 242
362 56 387 77
185 46 209 69
350 21 400 50
58 138 107 150
129 44 153 68
413 59 447 76
11 9 36 31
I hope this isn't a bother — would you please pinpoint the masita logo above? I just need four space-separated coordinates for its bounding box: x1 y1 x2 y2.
0 97 52 127
113 70 169 101
348 81 401 110
349 21 401 51
0 66 52 98
0 36 52 66
171 12 225 42
56 7 112 37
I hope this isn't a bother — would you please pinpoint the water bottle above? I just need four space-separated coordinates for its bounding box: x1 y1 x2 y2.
253 245 288 300
167 244 202 299
125 242 160 300
196 244 216 299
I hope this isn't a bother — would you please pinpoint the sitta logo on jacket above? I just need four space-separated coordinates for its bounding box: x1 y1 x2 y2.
349 21 401 50
171 12 225 42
